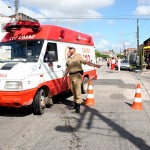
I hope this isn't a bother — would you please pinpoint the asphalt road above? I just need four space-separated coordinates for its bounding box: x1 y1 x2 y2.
0 61 150 150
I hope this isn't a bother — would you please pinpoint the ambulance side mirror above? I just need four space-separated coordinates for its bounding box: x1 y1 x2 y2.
48 51 56 62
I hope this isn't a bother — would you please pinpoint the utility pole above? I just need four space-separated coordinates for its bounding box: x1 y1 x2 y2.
137 19 140 67
137 19 139 55
14 0 19 21
120 47 121 55
123 42 125 51
123 42 126 59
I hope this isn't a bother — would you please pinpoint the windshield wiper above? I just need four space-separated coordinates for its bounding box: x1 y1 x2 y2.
12 58 26 62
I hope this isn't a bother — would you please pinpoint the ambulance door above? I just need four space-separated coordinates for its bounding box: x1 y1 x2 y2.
43 42 66 93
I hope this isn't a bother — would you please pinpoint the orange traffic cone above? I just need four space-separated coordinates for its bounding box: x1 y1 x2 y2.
85 80 95 106
131 83 142 110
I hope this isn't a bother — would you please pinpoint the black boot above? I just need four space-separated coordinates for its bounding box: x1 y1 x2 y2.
75 103 80 113
69 102 77 110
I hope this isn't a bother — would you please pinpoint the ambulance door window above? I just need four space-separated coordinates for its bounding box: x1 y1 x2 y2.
44 43 58 62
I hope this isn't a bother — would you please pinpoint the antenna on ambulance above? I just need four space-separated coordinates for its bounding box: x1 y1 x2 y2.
14 0 19 21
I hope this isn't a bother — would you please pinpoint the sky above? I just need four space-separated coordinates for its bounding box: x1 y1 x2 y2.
0 0 150 53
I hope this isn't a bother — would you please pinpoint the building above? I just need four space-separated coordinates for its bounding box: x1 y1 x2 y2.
123 48 137 56
101 50 114 57
9 13 38 22
143 38 150 69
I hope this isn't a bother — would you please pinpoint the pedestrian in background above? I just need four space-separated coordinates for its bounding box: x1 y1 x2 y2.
63 46 101 113
106 58 110 68
109 57 112 69
111 57 116 72
117 56 121 72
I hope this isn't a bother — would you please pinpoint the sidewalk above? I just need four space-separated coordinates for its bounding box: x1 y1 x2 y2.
132 67 150 101
132 67 150 74
140 69 150 74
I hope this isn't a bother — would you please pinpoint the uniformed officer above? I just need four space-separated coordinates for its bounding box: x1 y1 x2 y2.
63 47 101 113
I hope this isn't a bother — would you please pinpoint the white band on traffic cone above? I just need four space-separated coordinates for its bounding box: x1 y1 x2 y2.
136 88 141 93
87 94 94 99
88 85 93 90
134 97 142 102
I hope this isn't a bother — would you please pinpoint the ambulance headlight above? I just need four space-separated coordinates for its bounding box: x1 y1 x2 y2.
5 81 23 90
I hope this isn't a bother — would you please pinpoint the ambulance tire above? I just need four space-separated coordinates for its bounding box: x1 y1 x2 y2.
81 76 89 94
33 89 46 115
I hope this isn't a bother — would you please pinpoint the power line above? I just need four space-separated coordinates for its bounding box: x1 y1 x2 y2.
35 17 150 20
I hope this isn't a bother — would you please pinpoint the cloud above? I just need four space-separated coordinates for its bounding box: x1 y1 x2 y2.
22 0 114 10
94 38 134 52
0 0 14 16
0 0 115 24
95 39 110 50
134 6 150 16
19 0 114 24
134 0 150 16
137 0 150 5
91 32 104 39
0 0 116 25
20 7 46 21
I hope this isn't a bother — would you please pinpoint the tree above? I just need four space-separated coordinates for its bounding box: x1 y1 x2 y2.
95 50 110 60
101 54 110 59
117 54 124 59
95 50 101 58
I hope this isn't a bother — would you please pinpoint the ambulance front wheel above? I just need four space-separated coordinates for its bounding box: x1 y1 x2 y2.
32 89 46 115
81 76 89 94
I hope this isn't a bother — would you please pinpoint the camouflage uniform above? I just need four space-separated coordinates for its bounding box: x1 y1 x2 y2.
66 54 87 104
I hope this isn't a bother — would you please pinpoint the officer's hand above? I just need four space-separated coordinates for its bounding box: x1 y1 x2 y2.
95 64 102 68
62 77 67 83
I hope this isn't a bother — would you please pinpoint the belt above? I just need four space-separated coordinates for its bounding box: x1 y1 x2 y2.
69 71 81 75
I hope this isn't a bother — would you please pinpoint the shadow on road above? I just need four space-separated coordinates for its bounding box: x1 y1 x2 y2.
55 101 150 150
125 102 132 107
0 107 32 117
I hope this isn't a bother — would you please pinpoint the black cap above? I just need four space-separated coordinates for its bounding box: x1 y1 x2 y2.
68 46 75 49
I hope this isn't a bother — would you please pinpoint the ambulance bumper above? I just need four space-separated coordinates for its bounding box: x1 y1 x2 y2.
0 89 37 107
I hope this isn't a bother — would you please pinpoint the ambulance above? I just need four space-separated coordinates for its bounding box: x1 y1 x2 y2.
0 20 97 115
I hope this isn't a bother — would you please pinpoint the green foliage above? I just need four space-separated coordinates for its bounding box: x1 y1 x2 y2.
101 54 109 59
95 50 109 59
95 50 101 58
117 54 124 59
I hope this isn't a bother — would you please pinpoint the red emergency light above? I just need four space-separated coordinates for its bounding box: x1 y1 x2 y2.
16 21 24 26
59 30 65 40
3 21 41 32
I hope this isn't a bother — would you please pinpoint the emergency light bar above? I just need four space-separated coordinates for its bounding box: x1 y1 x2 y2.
3 21 41 32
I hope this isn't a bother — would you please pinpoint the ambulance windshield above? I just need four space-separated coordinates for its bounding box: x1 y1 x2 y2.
0 40 44 62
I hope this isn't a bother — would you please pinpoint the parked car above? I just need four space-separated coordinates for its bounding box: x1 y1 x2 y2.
115 59 131 71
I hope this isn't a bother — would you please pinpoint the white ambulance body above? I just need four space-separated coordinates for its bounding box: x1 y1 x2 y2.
0 21 97 115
